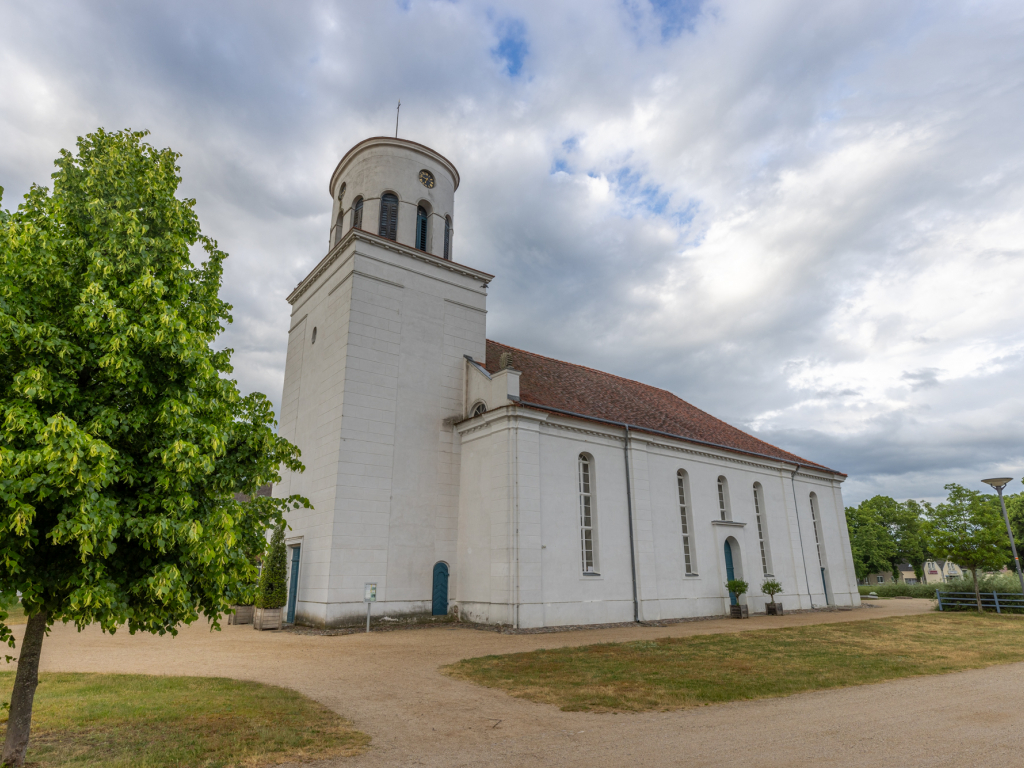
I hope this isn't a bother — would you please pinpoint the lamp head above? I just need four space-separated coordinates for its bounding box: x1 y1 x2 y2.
982 477 1015 490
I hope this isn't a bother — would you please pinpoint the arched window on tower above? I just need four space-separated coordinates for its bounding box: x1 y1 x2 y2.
379 193 399 241
351 197 364 230
334 183 346 244
416 206 429 251
443 216 452 260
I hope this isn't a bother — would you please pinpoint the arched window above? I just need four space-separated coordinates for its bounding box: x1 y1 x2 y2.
753 483 771 575
416 205 429 251
337 182 346 205
717 476 731 521
579 454 596 573
443 216 452 260
351 197 364 230
470 402 486 417
378 193 398 240
677 470 694 575
809 493 824 569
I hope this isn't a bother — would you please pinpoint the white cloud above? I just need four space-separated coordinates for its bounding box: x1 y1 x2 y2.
2 0 1023 504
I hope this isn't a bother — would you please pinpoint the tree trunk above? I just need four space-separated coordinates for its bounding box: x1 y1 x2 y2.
972 568 982 612
1 611 48 768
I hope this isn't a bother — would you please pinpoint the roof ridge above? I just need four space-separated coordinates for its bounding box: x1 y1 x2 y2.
485 339 680 399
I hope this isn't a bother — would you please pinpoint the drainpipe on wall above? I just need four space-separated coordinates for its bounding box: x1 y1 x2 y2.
623 426 640 623
789 464 814 606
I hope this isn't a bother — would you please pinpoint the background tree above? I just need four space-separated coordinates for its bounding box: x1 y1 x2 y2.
845 501 897 581
0 129 308 767
925 484 1009 611
1003 483 1024 572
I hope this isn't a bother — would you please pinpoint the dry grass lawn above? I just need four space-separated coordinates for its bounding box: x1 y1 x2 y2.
444 613 1024 712
1 601 26 626
0 673 369 767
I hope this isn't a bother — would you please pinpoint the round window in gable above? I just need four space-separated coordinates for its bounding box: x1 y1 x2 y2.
311 327 317 344
471 402 487 417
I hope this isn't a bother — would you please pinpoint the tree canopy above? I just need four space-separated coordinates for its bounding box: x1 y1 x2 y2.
0 129 308 766
844 495 928 581
925 483 1009 610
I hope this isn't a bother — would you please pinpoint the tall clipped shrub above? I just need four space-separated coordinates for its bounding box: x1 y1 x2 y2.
256 525 287 609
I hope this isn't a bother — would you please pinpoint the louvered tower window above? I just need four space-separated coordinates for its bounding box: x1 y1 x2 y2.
416 206 428 251
351 197 363 230
579 454 595 573
677 470 693 575
444 216 452 260
378 193 398 240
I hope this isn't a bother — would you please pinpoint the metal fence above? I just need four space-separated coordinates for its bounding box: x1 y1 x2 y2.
936 590 1024 613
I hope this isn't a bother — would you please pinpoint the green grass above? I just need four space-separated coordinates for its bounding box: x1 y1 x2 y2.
0 673 369 767
444 613 1024 712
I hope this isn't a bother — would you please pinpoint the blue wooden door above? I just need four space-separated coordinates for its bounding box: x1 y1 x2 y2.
286 546 301 624
724 541 737 606
432 562 449 616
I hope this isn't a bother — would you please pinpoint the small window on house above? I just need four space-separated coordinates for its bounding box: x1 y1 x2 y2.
717 476 731 521
677 470 695 575
753 482 771 576
876 575 884 584
416 205 429 251
351 197 364 229
379 193 399 240
579 454 596 573
443 216 452 260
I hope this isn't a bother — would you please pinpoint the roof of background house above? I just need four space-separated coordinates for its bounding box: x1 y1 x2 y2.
483 340 841 475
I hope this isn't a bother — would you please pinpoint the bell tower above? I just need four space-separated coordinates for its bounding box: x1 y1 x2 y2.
274 137 493 627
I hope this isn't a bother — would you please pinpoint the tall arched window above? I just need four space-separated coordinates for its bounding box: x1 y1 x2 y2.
443 216 452 260
677 470 694 575
579 454 596 573
416 206 429 251
809 493 824 569
351 197 364 230
753 483 771 575
334 184 346 243
717 476 731 521
378 193 398 240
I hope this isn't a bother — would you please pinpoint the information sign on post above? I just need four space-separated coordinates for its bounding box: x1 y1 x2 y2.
364 583 377 632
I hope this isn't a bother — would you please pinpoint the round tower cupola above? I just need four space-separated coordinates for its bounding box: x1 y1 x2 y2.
328 137 458 261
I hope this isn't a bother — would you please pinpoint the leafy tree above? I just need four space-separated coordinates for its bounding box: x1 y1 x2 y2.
925 484 1009 611
0 129 308 767
1002 484 1024 572
845 496 928 582
256 523 288 609
844 502 896 580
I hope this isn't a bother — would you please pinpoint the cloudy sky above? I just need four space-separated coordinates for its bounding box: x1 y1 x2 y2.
2 0 1022 505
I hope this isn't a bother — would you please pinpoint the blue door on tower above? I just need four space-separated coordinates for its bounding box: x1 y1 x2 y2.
724 541 737 605
432 562 449 616
286 546 300 624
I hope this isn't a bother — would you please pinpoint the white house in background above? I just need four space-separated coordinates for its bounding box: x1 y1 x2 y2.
272 136 861 629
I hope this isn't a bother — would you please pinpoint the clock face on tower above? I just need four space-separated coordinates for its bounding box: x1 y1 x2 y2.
419 169 436 189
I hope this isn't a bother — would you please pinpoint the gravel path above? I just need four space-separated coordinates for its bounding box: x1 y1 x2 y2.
6 599 1023 767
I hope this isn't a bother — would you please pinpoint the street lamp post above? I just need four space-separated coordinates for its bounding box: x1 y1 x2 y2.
982 477 1024 597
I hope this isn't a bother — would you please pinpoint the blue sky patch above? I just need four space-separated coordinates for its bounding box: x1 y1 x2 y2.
492 18 528 77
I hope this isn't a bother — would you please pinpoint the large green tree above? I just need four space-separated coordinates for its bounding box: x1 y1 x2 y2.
925 484 1009 611
0 129 307 767
844 496 928 582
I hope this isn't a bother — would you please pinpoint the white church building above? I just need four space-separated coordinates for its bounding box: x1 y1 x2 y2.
273 136 860 629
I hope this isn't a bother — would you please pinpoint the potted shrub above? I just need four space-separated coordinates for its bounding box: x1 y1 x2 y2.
254 524 287 631
727 579 749 618
762 579 784 615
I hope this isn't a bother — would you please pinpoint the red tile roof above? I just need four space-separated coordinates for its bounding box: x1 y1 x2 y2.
484 340 840 475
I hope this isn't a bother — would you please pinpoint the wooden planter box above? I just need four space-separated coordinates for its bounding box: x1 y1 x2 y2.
730 604 749 619
253 607 283 631
227 605 254 625
765 602 783 616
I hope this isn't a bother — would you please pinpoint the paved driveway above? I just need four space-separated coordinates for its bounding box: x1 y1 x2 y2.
6 599 1024 767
